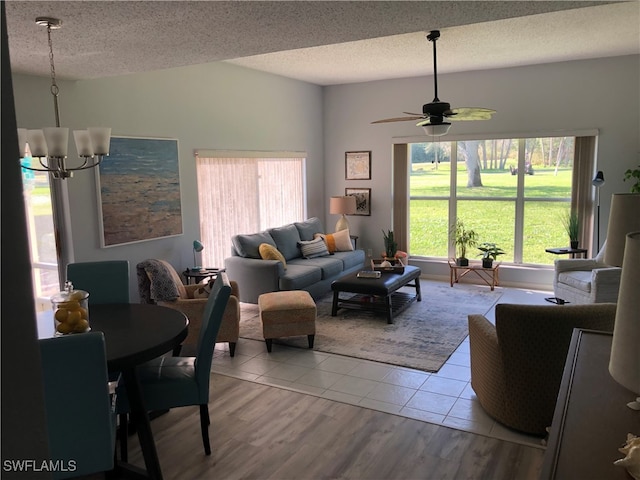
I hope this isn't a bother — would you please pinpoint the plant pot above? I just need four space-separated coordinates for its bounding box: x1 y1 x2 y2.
456 258 469 267
482 258 494 268
570 240 579 249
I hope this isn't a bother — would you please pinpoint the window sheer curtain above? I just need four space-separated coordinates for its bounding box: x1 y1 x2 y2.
195 153 305 267
572 136 597 256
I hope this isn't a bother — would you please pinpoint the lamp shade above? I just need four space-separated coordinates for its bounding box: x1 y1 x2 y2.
603 194 640 267
193 240 204 253
330 196 356 215
609 231 640 400
592 170 605 187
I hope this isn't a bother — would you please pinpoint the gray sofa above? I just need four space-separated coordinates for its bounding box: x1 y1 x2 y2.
224 217 365 303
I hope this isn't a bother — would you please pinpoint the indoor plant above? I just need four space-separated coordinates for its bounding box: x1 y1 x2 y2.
451 219 478 266
624 164 640 193
477 242 505 268
382 229 398 264
562 210 580 249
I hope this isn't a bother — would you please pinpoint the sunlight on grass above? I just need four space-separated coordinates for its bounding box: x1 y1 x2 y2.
410 163 573 265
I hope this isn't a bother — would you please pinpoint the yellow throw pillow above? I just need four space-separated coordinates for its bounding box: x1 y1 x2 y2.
315 229 354 253
258 243 287 269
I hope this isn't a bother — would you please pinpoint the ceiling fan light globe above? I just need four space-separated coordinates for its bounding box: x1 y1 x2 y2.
422 123 451 136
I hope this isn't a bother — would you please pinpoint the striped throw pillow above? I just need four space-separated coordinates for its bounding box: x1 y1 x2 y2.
298 237 329 259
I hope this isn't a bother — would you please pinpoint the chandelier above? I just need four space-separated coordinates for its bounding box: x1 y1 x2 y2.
17 17 111 179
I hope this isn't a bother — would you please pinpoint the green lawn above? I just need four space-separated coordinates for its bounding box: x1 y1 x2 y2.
409 162 574 264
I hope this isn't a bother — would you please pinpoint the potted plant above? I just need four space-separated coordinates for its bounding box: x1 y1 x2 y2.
382 230 398 265
451 219 478 266
477 242 505 268
624 164 640 193
562 210 580 249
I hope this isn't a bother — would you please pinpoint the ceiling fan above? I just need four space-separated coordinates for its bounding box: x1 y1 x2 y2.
372 30 495 136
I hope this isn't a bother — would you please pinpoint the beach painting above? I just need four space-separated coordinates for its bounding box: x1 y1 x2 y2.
96 136 183 247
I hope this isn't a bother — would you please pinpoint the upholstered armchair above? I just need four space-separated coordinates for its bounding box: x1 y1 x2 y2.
468 303 616 436
553 242 622 304
137 259 240 356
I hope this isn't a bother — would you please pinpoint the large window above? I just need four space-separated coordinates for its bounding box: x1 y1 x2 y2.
408 136 583 265
21 150 60 310
195 151 306 267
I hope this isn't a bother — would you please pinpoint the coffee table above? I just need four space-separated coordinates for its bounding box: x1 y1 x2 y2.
331 265 421 324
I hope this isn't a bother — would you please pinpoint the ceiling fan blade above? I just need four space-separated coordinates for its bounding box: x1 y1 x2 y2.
446 107 496 121
371 116 425 124
402 111 423 116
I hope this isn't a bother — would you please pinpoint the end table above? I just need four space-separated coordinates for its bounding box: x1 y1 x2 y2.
182 268 224 285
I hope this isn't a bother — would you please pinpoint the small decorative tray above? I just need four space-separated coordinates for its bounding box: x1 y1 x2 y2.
370 259 405 274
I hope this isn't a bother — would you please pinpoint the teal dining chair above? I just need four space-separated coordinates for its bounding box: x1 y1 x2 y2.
39 332 117 479
66 260 130 304
117 272 232 458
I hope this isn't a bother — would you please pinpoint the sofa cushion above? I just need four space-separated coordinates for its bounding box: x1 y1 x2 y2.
232 232 275 259
333 249 366 270
294 217 324 241
558 271 592 292
268 224 302 261
315 229 354 253
279 264 322 291
288 256 343 279
298 237 330 259
259 243 287 269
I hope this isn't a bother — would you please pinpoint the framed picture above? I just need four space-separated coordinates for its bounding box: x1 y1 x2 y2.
345 151 371 180
345 187 371 216
96 136 183 247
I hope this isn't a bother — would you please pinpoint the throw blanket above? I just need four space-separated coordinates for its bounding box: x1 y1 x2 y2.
137 259 181 303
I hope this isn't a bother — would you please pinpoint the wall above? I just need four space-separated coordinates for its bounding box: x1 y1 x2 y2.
12 63 324 301
323 55 640 289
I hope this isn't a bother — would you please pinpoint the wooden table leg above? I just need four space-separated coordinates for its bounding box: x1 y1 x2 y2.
121 369 164 480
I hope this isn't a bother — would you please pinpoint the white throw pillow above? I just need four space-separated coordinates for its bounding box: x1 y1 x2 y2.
315 229 354 253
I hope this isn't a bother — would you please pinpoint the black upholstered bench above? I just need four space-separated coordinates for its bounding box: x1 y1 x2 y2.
330 265 422 324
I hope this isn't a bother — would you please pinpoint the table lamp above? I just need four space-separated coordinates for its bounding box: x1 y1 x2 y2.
604 193 640 267
192 240 204 271
609 231 640 410
330 196 356 232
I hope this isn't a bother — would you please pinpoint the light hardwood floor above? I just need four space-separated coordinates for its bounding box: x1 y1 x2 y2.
117 373 544 480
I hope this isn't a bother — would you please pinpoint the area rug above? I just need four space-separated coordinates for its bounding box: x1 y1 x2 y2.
239 282 503 372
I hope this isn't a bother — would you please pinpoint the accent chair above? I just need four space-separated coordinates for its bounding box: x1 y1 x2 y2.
136 259 240 356
553 242 622 304
468 303 616 436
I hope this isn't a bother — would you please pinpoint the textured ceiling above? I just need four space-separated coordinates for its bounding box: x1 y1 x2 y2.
5 1 640 85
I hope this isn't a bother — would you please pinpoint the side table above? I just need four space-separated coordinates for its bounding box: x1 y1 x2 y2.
448 260 500 291
545 247 588 259
540 329 638 480
182 267 224 285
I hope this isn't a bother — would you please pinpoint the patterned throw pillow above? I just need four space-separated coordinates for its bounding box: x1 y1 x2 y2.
314 229 354 253
298 237 330 259
259 243 287 269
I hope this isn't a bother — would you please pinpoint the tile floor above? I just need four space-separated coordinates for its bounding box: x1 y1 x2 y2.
211 279 553 449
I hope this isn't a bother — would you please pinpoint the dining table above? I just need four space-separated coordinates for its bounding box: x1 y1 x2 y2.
38 303 189 480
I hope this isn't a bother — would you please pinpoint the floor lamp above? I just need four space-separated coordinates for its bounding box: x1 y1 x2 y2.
592 171 605 251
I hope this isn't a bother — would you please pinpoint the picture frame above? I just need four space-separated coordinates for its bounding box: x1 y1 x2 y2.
96 136 183 247
345 187 371 216
345 151 371 180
